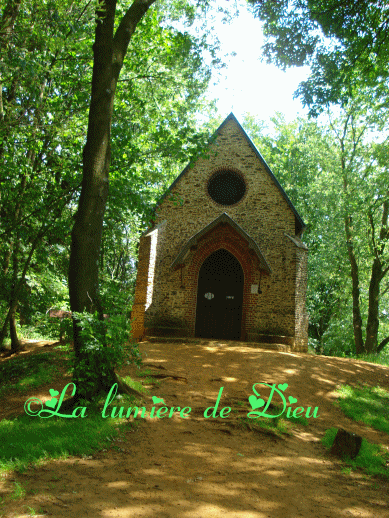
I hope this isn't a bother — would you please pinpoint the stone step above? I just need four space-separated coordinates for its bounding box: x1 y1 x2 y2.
143 336 290 352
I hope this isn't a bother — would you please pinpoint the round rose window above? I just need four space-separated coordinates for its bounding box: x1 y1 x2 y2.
207 170 246 205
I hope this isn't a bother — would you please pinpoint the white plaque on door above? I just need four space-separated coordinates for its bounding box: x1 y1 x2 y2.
251 284 258 294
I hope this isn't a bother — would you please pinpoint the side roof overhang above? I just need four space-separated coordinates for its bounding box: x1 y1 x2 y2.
155 112 306 236
171 212 271 274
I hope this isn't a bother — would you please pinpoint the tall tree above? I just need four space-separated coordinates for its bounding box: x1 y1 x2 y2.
0 1 92 351
0 0 223 358
244 100 389 356
67 0 230 403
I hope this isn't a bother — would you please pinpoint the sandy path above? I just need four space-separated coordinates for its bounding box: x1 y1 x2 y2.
1 340 389 517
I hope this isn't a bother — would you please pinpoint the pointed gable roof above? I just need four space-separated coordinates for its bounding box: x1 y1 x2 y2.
156 113 306 235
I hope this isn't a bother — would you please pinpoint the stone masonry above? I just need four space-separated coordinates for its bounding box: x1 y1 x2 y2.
132 113 308 351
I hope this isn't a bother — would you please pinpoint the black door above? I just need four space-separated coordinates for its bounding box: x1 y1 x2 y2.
195 249 243 340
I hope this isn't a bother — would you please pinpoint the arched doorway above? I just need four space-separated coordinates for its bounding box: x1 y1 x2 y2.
195 248 244 340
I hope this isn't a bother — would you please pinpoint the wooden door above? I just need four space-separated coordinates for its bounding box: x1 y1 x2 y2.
195 249 243 340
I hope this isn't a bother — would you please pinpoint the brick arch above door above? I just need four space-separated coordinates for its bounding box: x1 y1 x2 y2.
171 212 271 274
182 221 268 339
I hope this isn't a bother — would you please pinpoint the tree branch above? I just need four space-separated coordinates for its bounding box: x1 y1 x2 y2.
112 0 158 86
377 335 389 353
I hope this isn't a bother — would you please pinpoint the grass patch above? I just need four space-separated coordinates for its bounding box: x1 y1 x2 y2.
23 505 46 516
353 349 389 367
0 409 132 476
53 343 73 352
0 352 70 398
9 481 26 500
120 375 149 394
143 377 160 385
137 369 152 377
322 427 389 479
335 385 389 434
0 354 144 478
134 369 161 386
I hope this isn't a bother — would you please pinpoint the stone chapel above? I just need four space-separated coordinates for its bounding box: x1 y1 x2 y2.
131 113 308 352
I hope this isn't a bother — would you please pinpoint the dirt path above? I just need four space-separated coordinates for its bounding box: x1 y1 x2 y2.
1 340 389 517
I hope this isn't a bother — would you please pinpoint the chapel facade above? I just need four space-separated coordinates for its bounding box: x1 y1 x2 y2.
131 113 308 352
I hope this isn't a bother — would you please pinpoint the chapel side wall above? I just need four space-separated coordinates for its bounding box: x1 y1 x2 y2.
131 234 151 339
144 119 297 338
294 246 308 352
142 221 171 328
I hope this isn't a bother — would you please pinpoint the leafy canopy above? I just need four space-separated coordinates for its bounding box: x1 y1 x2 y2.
248 0 389 113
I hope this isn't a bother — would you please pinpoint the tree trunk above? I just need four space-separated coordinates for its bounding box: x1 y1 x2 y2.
0 223 47 348
0 248 13 350
68 0 157 403
344 215 364 354
0 0 22 121
9 204 22 352
365 199 389 353
377 336 389 353
364 258 381 352
0 170 25 350
0 310 11 349
9 305 20 352
68 0 116 371
338 121 365 356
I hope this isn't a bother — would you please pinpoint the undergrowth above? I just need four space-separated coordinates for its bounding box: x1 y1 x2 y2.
0 408 134 477
0 351 69 399
0 343 146 483
353 349 389 367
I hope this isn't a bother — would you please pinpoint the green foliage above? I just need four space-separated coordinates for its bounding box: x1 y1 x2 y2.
0 0 91 349
334 385 389 434
322 427 389 479
71 311 141 398
0 0 225 354
244 113 345 350
106 1 225 231
22 260 70 320
23 313 63 341
243 106 389 356
248 0 389 113
317 318 356 357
